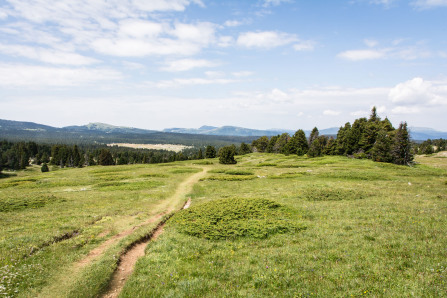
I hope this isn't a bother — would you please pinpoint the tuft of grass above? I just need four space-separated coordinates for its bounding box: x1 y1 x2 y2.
201 175 256 181
169 167 202 174
171 197 305 240
301 186 367 201
224 170 254 176
0 195 64 212
257 163 277 167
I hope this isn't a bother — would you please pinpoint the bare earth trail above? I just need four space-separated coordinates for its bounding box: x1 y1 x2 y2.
37 166 209 298
101 167 209 298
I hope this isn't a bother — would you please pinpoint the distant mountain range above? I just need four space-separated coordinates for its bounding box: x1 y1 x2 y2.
0 119 255 147
163 125 340 137
1 119 446 143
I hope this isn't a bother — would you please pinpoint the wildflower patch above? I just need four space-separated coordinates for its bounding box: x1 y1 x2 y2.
171 198 305 240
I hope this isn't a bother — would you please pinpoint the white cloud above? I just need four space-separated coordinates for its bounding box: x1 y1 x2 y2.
161 59 218 72
217 36 234 47
323 110 341 116
232 71 254 77
412 0 447 9
338 49 385 61
364 39 378 47
391 106 421 114
224 20 243 27
0 64 122 87
237 31 298 49
388 77 447 105
263 0 291 7
293 41 315 51
154 77 237 88
0 44 99 65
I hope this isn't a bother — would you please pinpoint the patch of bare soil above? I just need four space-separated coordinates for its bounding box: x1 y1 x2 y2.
101 170 207 298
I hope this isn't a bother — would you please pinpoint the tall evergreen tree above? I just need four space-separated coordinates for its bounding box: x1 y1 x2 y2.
308 127 319 146
239 143 252 155
288 129 308 156
218 146 237 164
371 130 393 162
266 136 279 153
253 136 269 152
391 122 413 165
205 146 217 158
98 149 115 166
274 133 290 154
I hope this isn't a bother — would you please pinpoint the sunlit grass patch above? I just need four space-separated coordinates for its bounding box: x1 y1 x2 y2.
171 197 305 240
301 186 368 201
169 167 202 174
201 175 257 181
0 195 64 212
94 180 164 191
268 172 309 179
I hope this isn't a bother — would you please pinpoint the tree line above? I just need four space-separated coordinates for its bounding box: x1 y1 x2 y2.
0 141 211 173
251 107 414 165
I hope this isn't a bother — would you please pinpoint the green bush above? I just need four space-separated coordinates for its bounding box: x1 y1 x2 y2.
171 197 305 240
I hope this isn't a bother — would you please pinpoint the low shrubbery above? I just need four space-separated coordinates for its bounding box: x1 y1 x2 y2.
171 197 305 240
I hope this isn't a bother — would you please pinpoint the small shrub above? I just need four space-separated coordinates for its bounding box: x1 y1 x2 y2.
225 170 254 175
302 187 367 201
171 197 305 240
201 175 256 181
41 163 49 172
0 195 63 212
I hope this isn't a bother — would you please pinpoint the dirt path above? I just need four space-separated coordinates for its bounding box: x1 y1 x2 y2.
101 168 208 298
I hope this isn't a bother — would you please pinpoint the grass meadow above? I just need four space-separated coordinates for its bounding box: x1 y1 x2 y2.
1 153 446 297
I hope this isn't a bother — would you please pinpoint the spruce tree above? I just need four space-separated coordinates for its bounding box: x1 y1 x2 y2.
205 146 217 158
308 127 319 146
41 163 49 173
239 143 252 155
197 148 203 159
371 130 393 162
391 122 413 165
98 149 115 166
218 146 237 164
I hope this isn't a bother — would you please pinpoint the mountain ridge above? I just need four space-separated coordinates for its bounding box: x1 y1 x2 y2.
1 119 446 141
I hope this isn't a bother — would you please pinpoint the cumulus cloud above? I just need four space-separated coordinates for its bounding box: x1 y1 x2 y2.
0 44 99 65
161 59 218 72
338 40 431 61
154 77 237 88
338 49 385 61
323 110 341 116
237 31 298 49
263 0 292 7
412 0 447 9
391 106 421 114
0 63 122 87
224 20 243 27
388 77 447 106
293 41 315 51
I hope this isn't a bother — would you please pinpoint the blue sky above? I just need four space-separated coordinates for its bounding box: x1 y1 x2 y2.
0 0 446 131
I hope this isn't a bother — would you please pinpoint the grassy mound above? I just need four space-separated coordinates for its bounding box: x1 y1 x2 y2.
171 198 304 240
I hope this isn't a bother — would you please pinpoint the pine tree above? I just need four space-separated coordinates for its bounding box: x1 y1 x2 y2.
98 149 115 166
308 127 319 146
391 122 413 165
371 130 393 163
41 163 49 173
197 148 203 159
274 133 290 154
205 146 217 158
239 143 252 155
266 136 279 153
288 129 308 156
253 136 269 152
218 146 237 164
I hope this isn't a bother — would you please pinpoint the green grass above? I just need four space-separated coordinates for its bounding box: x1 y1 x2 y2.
0 162 201 297
122 153 447 297
1 153 447 297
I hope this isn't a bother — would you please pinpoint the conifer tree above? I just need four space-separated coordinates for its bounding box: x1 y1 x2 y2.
371 130 393 162
391 122 413 165
266 136 279 153
218 146 237 164
205 146 217 158
197 148 203 159
41 163 49 173
308 127 319 146
98 149 115 166
239 143 252 155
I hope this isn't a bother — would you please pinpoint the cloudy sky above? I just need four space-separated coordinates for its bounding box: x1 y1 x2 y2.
0 0 446 131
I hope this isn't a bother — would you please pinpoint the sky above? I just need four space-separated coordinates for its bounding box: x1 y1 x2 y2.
0 0 446 131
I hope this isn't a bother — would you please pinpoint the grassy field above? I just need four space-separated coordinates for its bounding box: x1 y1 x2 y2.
1 153 446 297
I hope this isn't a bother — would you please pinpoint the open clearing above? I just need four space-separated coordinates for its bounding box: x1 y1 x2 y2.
107 143 193 152
1 154 446 297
